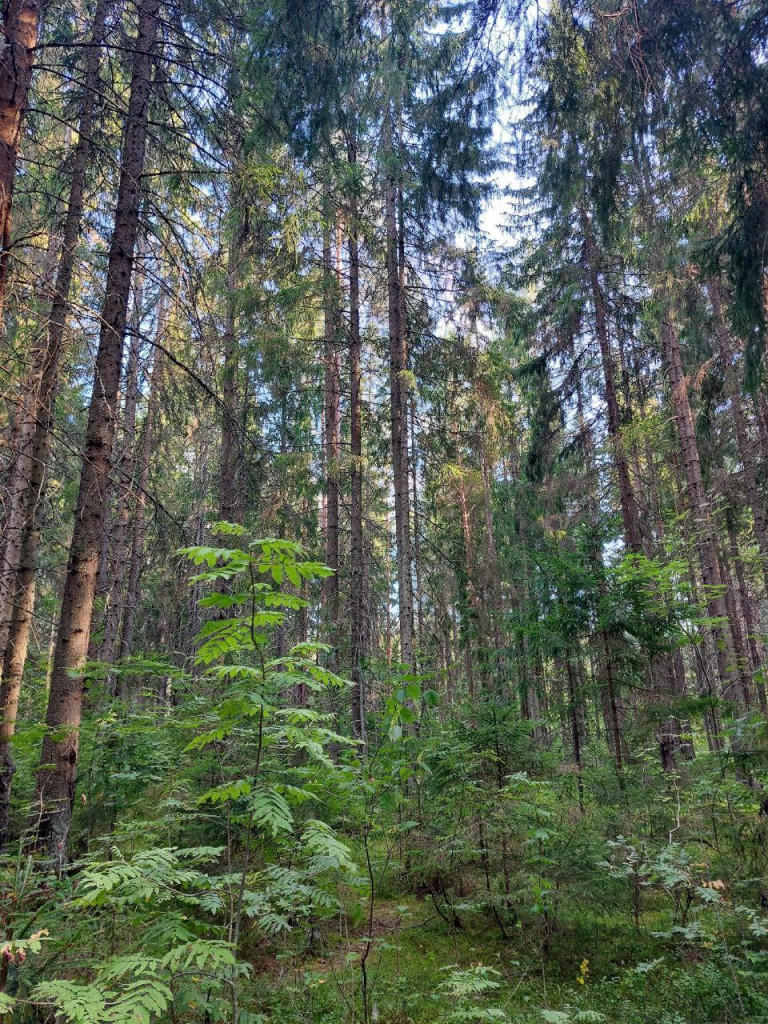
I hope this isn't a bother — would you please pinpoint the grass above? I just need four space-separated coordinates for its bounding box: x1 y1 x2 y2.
240 891 768 1024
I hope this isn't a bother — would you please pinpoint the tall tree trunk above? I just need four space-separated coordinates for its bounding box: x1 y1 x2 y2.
0 371 37 660
384 106 414 672
576 376 634 774
751 389 768 468
219 203 243 526
581 211 642 554
29 0 159 861
636 375 694 762
707 280 768 595
457 470 478 696
582 214 688 763
0 0 110 849
565 649 584 813
520 539 549 746
120 340 163 661
717 537 753 708
100 285 144 668
0 222 67 647
661 308 743 703
480 440 505 685
410 401 424 651
726 517 767 713
0 0 40 305
348 141 365 746
674 475 723 753
323 206 340 665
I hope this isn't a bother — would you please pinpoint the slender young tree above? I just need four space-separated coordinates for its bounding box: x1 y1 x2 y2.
120 339 163 660
348 139 366 744
219 201 245 526
100 274 145 668
323 205 341 663
384 100 415 673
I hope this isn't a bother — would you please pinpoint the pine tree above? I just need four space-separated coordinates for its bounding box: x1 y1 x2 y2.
29 0 160 859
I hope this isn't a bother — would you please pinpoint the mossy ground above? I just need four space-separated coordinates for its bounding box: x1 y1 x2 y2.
243 892 767 1024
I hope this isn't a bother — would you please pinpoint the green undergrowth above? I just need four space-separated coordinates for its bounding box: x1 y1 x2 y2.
2 541 767 1024
243 892 768 1023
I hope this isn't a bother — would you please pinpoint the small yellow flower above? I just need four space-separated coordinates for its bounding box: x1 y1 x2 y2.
577 958 590 986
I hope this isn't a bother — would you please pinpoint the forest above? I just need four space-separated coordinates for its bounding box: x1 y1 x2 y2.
1 0 768 1021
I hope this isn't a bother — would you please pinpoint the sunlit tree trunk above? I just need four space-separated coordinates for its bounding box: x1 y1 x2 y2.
29 0 159 861
0 0 110 849
0 0 40 305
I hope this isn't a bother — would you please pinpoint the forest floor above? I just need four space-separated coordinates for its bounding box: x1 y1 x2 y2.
245 890 753 1023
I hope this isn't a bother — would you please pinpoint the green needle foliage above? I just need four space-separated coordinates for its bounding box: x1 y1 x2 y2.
1 1 768 1022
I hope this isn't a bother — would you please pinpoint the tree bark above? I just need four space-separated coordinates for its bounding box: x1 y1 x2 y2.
457 469 483 694
219 201 244 526
581 211 642 554
120 338 163 661
707 279 768 595
636 377 694 762
29 0 159 861
348 140 365 746
717 536 753 708
726 518 767 713
384 104 414 673
100 278 144 668
410 401 425 652
480 440 505 675
565 649 584 813
0 0 110 849
323 205 341 664
661 308 743 703
0 223 66 654
0 0 40 305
